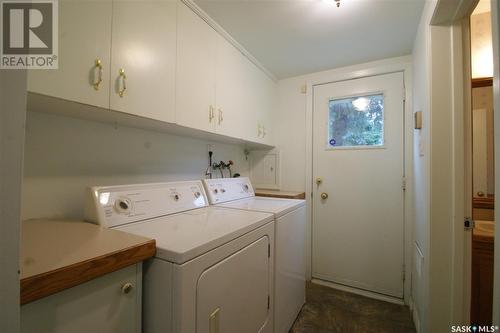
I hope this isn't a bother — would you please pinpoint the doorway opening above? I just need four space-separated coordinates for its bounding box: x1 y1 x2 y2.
469 0 495 325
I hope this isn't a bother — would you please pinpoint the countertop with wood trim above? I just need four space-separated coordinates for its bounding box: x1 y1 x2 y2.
255 189 306 200
20 219 156 305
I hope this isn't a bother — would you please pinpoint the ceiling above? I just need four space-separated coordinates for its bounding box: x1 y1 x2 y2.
194 0 425 79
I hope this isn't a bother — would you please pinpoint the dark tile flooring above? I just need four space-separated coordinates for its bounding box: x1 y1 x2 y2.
290 282 416 333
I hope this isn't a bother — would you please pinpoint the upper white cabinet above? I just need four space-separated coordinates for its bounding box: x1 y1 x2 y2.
176 2 217 132
241 56 275 145
175 1 276 144
28 0 275 146
214 34 247 138
257 72 276 145
28 0 113 109
110 0 176 123
28 0 176 123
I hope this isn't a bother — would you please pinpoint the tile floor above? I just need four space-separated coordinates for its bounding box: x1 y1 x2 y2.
290 282 416 333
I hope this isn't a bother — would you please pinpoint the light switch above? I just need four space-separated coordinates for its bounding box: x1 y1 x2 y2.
414 111 422 129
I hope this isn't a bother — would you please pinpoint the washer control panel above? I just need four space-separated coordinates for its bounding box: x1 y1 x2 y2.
85 181 207 227
203 177 255 204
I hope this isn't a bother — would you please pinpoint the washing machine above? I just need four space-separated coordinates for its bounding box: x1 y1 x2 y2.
202 177 306 333
85 181 275 333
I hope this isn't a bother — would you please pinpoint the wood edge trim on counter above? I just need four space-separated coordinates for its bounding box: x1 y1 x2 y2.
472 77 493 88
20 240 156 305
255 192 306 200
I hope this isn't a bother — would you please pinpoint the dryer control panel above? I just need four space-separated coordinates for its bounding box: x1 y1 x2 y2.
85 181 208 228
203 177 255 204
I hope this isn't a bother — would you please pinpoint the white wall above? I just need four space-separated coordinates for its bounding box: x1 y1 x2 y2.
412 1 473 331
411 3 433 332
0 70 27 333
491 0 500 325
22 111 249 220
471 11 494 78
472 86 495 195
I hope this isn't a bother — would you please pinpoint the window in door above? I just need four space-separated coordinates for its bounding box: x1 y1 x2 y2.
327 93 384 148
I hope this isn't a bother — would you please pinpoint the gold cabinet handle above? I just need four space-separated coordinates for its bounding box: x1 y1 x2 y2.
121 282 133 294
320 192 328 200
209 307 220 333
218 108 223 125
93 59 103 90
316 177 323 185
118 68 127 97
262 125 267 137
209 105 215 122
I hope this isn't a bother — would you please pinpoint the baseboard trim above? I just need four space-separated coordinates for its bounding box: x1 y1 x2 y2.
311 278 404 305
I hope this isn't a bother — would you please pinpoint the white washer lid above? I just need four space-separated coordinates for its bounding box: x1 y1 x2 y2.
114 206 273 264
216 197 305 217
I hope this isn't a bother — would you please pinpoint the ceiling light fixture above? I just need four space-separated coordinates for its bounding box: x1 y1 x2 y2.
334 0 341 7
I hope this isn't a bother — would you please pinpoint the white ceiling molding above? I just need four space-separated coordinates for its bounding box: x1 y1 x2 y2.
180 0 277 82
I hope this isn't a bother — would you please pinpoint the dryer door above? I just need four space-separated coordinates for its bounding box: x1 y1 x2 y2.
197 236 271 333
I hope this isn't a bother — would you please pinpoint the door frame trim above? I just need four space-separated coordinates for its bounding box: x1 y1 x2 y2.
304 58 413 305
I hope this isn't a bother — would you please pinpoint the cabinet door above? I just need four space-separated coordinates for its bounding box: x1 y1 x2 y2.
21 264 141 333
109 0 176 123
258 73 276 145
27 0 112 109
215 35 247 138
176 2 217 132
240 57 262 142
248 66 275 145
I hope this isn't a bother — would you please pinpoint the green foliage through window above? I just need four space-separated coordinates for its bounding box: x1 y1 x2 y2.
328 94 384 147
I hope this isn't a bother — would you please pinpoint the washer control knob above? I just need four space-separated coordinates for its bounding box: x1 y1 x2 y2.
214 189 219 194
221 188 226 193
173 194 180 201
194 191 201 198
115 198 131 213
243 184 249 191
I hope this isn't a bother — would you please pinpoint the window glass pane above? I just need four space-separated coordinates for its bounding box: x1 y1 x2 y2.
328 94 384 148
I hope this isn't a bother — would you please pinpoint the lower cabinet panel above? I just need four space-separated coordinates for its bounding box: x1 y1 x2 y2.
21 264 141 333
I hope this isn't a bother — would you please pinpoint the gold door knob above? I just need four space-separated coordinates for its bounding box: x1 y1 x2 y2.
320 192 328 200
121 282 133 294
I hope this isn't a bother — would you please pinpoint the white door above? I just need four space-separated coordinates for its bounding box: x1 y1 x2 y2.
312 72 405 298
110 0 176 123
28 0 112 109
176 2 217 132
